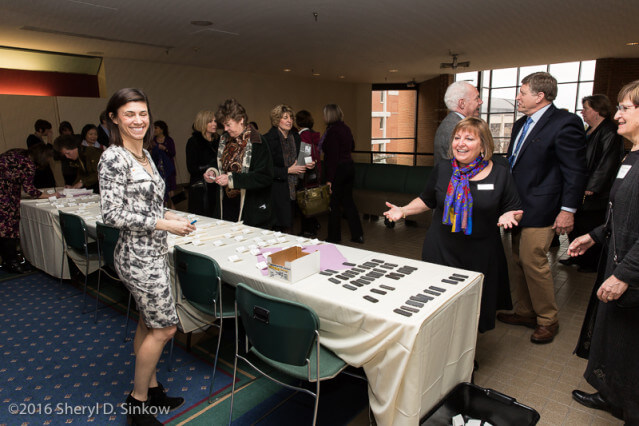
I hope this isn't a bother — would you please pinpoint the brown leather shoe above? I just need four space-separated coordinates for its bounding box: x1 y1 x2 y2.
496 312 537 329
530 322 559 344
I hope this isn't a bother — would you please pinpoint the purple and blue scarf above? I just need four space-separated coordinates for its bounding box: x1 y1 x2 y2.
442 156 488 235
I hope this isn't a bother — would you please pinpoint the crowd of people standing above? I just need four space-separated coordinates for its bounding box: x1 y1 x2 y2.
3 74 638 423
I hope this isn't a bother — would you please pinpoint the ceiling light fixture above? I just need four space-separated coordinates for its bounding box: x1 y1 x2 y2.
626 42 639 46
440 51 470 70
389 69 399 73
311 68 320 76
338 75 345 79
283 68 291 72
191 20 213 26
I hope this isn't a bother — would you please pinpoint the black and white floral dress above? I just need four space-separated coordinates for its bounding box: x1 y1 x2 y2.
98 145 178 328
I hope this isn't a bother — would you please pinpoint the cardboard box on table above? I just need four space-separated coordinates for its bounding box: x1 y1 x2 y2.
267 247 320 283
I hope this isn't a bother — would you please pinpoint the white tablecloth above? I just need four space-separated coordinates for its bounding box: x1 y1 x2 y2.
20 195 102 279
19 201 483 426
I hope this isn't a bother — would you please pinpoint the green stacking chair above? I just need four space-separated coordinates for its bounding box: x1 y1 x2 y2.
58 211 98 313
95 222 134 339
229 283 348 426
171 245 235 402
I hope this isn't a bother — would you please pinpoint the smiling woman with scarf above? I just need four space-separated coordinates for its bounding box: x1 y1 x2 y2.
384 117 523 332
203 99 273 228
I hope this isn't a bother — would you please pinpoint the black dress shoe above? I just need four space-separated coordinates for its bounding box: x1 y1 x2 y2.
572 390 611 412
571 390 624 419
350 236 364 244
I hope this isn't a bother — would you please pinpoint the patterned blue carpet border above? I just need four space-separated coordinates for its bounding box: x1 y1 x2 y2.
0 272 236 425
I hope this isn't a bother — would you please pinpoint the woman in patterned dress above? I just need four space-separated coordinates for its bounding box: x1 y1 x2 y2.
98 88 195 425
0 144 57 273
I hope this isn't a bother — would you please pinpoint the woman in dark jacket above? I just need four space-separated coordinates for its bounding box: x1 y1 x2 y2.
560 95 623 271
263 105 313 233
54 135 103 193
185 110 219 217
203 99 273 228
321 104 363 243
570 80 639 424
151 120 177 206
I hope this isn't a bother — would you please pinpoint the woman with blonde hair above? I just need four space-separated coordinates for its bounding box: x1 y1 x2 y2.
186 110 219 217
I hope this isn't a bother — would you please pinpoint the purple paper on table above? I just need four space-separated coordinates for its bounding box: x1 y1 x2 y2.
258 244 349 276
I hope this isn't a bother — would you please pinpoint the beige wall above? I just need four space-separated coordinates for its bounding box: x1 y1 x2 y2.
0 57 371 183
0 95 57 152
103 58 369 183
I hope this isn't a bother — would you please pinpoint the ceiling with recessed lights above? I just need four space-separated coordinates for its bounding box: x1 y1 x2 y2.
0 0 637 83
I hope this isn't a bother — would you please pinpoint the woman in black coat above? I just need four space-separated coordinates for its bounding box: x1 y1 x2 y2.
185 110 219 217
263 105 309 233
570 81 639 424
560 95 623 271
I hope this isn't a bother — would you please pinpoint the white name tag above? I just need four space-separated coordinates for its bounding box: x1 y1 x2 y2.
130 167 148 180
617 164 632 179
477 184 494 190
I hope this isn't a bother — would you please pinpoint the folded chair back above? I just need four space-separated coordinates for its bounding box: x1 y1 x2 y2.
174 245 221 311
59 212 89 253
236 283 319 366
96 222 120 268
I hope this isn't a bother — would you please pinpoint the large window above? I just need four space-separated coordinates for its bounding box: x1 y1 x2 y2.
371 85 417 165
455 60 595 153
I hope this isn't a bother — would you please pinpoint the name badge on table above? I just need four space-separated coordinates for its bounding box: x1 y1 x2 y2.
617 164 632 179
477 184 494 191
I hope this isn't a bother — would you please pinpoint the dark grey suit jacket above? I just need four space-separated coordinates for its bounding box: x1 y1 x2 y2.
433 112 462 165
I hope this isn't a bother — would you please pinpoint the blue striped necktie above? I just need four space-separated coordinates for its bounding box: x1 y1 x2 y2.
509 116 533 168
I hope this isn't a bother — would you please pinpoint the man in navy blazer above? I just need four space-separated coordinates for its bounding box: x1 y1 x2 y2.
498 72 587 343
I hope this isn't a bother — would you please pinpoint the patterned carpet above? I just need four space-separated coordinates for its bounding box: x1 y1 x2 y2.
0 272 249 425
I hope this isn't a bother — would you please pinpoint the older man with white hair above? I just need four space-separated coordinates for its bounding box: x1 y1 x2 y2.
433 81 483 164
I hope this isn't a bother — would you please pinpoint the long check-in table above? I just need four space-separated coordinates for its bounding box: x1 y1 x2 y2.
20 195 102 279
19 196 483 426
